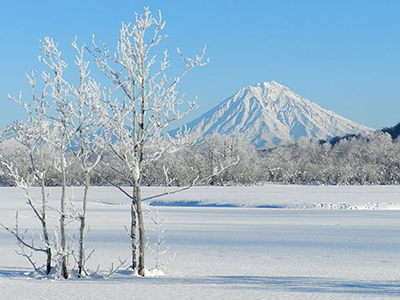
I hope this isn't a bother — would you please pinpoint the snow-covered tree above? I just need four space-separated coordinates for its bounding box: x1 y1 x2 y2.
1 73 54 274
87 8 208 276
67 38 113 277
38 37 74 279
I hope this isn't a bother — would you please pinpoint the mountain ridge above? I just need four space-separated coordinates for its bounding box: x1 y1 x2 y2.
175 81 373 148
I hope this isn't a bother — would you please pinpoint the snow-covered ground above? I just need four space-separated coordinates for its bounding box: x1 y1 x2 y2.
1 185 400 299
141 185 400 209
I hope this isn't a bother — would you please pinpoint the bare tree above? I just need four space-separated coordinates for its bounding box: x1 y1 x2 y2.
1 72 54 274
148 207 175 273
88 8 208 276
68 38 114 277
39 37 73 279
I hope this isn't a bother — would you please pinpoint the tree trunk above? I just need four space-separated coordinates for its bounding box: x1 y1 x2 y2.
41 175 52 275
78 172 90 277
135 181 146 276
130 197 138 271
60 150 69 279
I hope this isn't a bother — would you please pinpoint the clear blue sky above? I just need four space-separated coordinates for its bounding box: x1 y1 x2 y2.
1 0 400 129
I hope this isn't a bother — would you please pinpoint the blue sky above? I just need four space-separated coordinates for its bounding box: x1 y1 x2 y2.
1 0 399 129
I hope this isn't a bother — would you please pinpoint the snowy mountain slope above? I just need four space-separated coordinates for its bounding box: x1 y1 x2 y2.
178 81 373 148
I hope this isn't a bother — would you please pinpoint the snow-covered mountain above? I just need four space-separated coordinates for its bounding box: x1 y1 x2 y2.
178 81 373 148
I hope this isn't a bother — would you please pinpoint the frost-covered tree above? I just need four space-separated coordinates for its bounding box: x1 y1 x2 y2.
67 39 113 277
38 37 74 279
4 36 110 279
1 73 54 274
88 8 208 276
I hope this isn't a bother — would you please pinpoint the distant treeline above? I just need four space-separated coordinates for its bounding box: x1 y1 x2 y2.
382 122 400 140
2 123 400 187
324 122 400 145
143 122 400 186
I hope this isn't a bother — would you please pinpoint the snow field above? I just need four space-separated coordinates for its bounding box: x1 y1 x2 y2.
1 185 400 299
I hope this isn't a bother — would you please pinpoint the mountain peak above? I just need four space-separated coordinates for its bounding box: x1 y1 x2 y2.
262 80 283 87
176 82 373 149
246 80 286 90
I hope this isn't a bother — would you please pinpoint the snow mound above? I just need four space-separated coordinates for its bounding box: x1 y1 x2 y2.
144 268 165 277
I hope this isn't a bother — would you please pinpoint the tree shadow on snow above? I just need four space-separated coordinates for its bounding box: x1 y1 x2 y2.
0 267 36 279
1 267 399 296
139 275 400 296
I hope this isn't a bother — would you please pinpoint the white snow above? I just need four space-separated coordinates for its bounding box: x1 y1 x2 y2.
178 81 373 148
1 185 400 299
140 185 400 210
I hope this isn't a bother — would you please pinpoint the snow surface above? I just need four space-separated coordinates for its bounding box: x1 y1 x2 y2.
177 81 373 148
1 185 400 299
